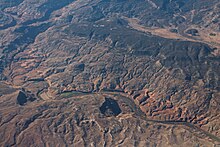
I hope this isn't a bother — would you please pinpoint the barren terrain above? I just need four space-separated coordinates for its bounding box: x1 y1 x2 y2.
0 0 220 146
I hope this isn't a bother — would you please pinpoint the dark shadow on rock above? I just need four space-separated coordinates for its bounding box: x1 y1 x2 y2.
99 97 121 117
16 91 36 106
17 91 28 106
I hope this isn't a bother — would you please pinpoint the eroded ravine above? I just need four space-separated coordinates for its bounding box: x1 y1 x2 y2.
39 90 220 145
0 0 220 146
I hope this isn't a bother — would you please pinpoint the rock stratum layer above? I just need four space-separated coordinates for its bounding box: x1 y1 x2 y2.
0 0 220 146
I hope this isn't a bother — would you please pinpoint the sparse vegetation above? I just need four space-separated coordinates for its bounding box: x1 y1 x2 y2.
0 0 220 146
209 33 216 36
60 91 83 98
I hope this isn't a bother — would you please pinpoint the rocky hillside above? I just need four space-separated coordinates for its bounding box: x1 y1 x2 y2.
0 0 220 146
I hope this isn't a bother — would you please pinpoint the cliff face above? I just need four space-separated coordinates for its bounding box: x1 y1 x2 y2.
0 0 220 146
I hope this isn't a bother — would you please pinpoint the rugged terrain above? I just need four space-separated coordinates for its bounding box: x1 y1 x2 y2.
0 0 220 146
